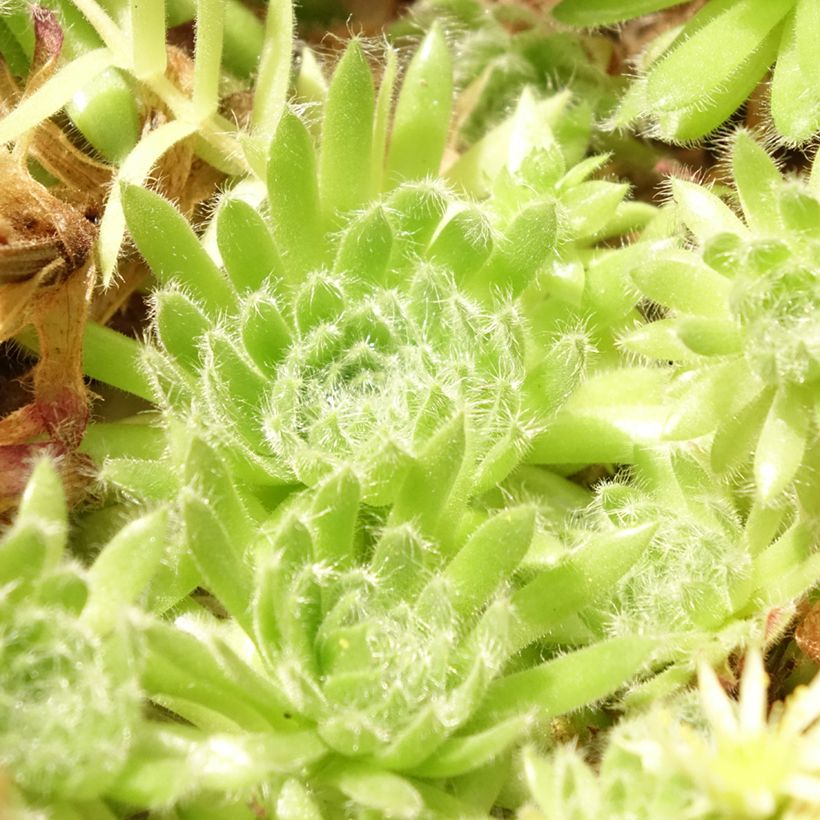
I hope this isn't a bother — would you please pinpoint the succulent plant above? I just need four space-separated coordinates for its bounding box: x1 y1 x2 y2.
570 443 820 700
96 431 664 817
394 0 620 148
2 0 820 815
75 27 653 512
619 131 820 507
0 0 293 509
0 0 294 293
0 459 164 813
522 648 820 819
553 0 820 144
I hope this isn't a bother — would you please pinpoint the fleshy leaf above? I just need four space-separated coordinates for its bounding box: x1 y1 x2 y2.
711 388 775 474
267 110 323 274
441 506 535 620
308 467 361 573
553 0 685 26
508 522 657 655
754 385 809 502
121 184 236 314
182 492 253 629
770 9 820 144
386 23 453 185
407 715 529 778
388 414 466 546
83 508 168 633
319 40 375 221
469 637 660 730
111 726 325 807
154 289 211 370
324 763 423 819
333 206 394 287
671 178 748 242
216 198 284 293
631 250 731 318
277 778 323 820
731 130 783 231
644 0 789 122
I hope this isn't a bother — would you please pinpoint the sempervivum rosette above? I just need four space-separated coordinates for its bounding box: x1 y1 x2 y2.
620 131 820 507
88 27 644 512
0 459 167 814
109 436 662 817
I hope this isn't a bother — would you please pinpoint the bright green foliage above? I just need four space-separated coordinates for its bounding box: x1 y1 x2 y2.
262 270 528 500
553 0 684 25
0 603 136 800
385 23 452 183
4 0 820 816
0 0 296 288
0 0 274 160
3 0 139 162
103 33 649 512
621 131 820 504
555 0 820 144
40 0 141 162
102 448 662 816
0 461 161 811
398 0 619 147
318 41 376 219
166 0 265 78
575 446 820 667
522 649 820 819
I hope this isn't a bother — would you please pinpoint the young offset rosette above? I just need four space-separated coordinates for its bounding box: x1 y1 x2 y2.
0 459 168 814
521 649 820 819
572 444 820 705
395 0 619 147
620 132 820 506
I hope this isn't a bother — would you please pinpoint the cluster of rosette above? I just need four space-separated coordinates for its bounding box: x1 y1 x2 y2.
1 5 819 817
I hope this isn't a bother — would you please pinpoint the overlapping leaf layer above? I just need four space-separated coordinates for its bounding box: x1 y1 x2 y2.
0 0 819 817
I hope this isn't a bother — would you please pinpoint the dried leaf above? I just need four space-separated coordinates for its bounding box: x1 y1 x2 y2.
0 154 95 509
796 602 820 664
